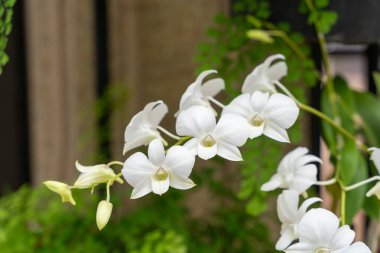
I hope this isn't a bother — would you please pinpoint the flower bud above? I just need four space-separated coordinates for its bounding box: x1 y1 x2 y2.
74 161 121 189
366 181 380 200
96 200 113 230
43 181 76 205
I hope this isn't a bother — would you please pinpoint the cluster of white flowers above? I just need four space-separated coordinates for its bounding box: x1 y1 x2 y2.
43 54 376 252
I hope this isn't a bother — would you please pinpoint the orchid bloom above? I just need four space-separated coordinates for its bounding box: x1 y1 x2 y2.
276 190 321 250
261 147 321 194
177 70 225 115
176 106 250 161
285 208 371 253
366 147 380 199
74 161 122 189
122 139 196 199
241 54 287 94
123 101 169 155
222 91 299 143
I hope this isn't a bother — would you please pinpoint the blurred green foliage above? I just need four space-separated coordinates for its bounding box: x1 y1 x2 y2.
0 165 274 253
0 0 15 75
196 0 317 217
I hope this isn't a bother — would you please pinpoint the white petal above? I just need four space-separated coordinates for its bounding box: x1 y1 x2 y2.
130 178 152 199
202 78 225 97
249 123 264 139
264 93 299 129
148 139 166 167
164 146 195 178
329 225 355 250
242 74 273 94
263 121 290 142
222 94 254 119
182 138 199 156
123 112 159 154
298 208 339 247
144 100 168 126
122 152 156 187
277 190 299 223
366 181 380 199
261 174 283 191
285 241 315 252
276 226 296 251
213 114 250 146
295 154 322 168
151 177 170 195
75 161 105 173
197 143 218 160
176 106 216 138
279 147 309 173
169 172 196 190
196 69 217 83
267 61 287 81
217 141 243 161
250 91 270 113
298 197 322 217
342 242 371 253
368 147 380 174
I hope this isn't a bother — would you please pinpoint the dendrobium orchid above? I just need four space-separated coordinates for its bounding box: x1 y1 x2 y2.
122 139 196 199
285 208 371 253
177 70 225 115
276 190 321 250
43 181 76 205
176 106 250 161
223 91 299 143
74 161 122 189
241 54 287 94
261 147 321 194
123 100 169 155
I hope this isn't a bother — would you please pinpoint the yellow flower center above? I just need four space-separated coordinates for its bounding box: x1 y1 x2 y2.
201 134 216 147
250 115 264 126
315 248 330 253
154 168 169 181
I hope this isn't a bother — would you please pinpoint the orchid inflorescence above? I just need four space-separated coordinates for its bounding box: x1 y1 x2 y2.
44 54 379 252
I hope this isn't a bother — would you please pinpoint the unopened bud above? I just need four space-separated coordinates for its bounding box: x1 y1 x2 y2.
43 181 76 205
96 200 113 230
74 161 118 189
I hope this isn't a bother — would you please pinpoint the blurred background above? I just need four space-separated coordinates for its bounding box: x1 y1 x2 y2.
0 0 379 252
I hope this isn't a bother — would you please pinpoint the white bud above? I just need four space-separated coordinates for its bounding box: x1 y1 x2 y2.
96 200 113 230
43 181 76 205
74 161 121 189
366 181 380 200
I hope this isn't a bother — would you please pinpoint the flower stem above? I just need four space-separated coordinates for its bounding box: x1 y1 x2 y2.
207 96 225 109
268 30 306 60
157 126 181 140
107 161 124 167
343 176 380 192
173 136 192 146
341 188 346 225
315 178 337 186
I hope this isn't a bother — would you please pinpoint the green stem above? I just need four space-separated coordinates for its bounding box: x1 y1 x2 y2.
173 136 191 146
298 103 368 152
341 187 346 225
268 30 306 60
344 176 380 191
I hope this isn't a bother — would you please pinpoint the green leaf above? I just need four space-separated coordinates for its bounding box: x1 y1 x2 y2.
372 71 380 97
315 0 329 8
363 194 380 219
345 154 368 223
319 11 338 33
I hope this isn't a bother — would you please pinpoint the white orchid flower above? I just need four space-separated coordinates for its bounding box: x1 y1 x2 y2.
241 54 287 94
177 70 225 115
122 139 196 199
276 190 321 250
176 106 250 161
74 161 122 189
123 100 169 155
285 208 371 253
222 91 299 143
261 147 321 194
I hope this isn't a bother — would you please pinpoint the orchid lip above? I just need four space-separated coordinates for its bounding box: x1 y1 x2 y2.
250 115 264 127
201 134 216 147
154 168 169 181
315 248 331 253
